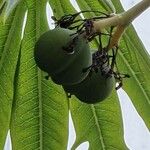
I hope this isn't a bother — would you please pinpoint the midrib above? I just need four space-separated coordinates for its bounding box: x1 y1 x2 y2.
91 105 106 150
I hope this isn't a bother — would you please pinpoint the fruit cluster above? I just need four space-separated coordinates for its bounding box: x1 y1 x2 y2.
34 28 92 85
34 11 129 104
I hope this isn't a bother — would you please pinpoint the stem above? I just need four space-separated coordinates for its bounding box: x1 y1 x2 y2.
120 0 150 26
93 0 150 49
93 0 150 31
108 25 125 49
93 15 120 32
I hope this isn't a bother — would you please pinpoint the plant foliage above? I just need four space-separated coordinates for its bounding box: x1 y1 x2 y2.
0 0 149 149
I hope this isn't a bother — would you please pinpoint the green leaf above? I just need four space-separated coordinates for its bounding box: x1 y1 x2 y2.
111 0 150 129
76 0 115 14
0 0 148 149
0 1 6 15
0 7 13 58
49 0 76 18
102 0 116 13
0 2 26 149
70 92 128 150
64 1 127 149
1 0 21 22
10 1 69 150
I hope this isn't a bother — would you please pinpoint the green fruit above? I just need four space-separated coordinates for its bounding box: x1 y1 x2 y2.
63 66 115 104
34 27 92 85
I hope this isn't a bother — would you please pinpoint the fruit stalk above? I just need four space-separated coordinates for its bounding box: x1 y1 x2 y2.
93 0 150 49
120 0 150 26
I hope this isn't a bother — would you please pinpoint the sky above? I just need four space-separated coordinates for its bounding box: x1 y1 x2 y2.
4 0 150 150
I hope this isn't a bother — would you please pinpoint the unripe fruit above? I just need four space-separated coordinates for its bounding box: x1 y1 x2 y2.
34 28 92 85
63 64 115 104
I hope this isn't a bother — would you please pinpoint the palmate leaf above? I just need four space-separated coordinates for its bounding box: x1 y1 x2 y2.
111 0 150 129
0 2 25 148
10 0 69 149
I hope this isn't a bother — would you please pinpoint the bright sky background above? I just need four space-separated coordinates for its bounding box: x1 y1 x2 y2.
4 0 150 150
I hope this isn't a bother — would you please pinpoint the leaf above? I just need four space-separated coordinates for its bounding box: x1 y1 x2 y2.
49 0 76 18
0 2 26 149
10 1 69 149
59 0 127 149
111 0 150 129
0 6 13 58
5 0 149 150
1 0 21 22
0 1 6 15
102 0 116 13
48 0 127 149
76 0 115 14
70 92 128 150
